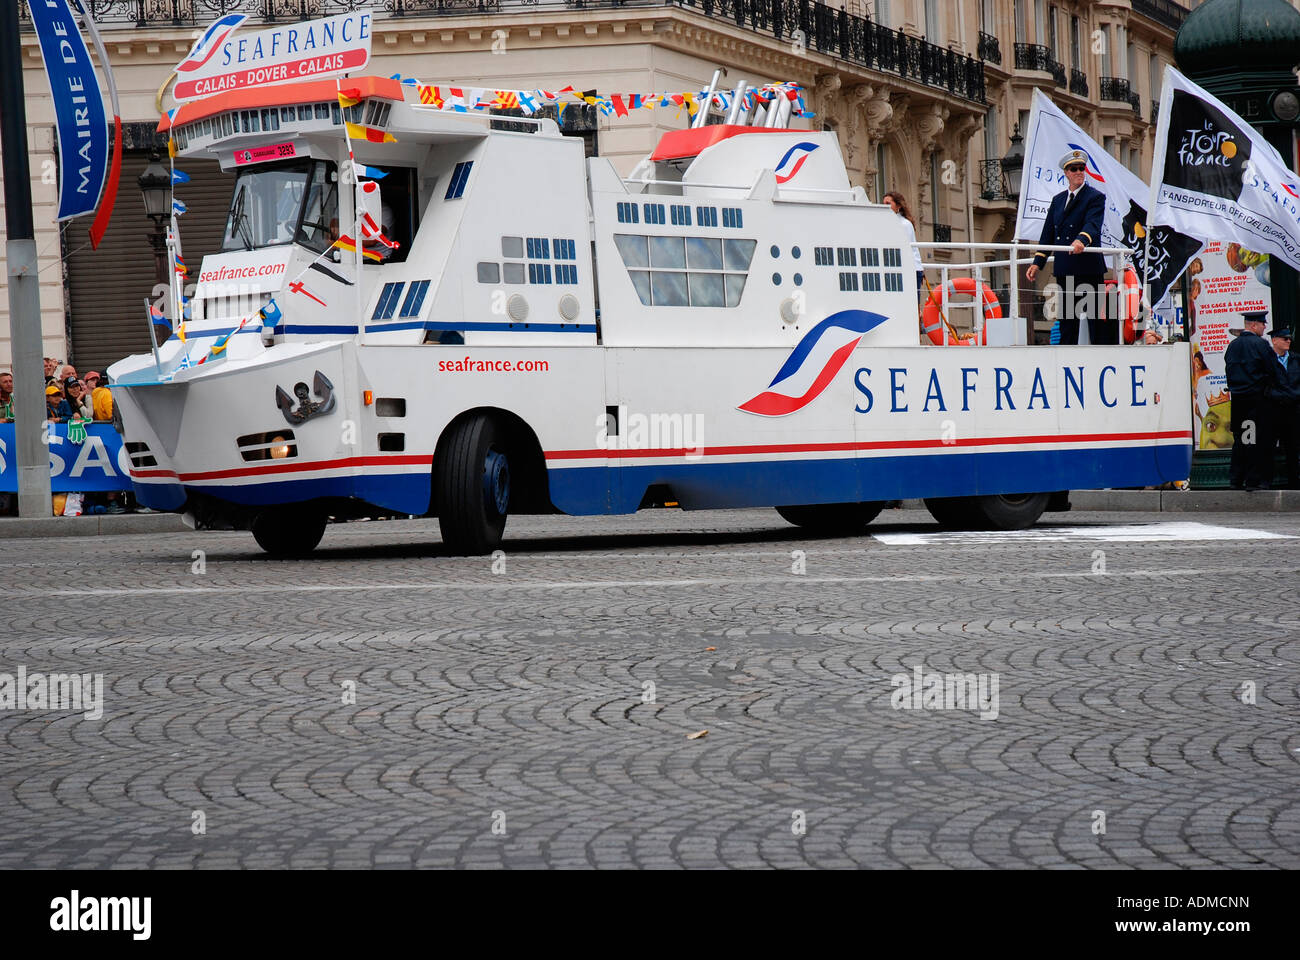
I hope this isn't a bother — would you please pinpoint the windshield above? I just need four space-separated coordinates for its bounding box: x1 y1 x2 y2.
221 160 337 252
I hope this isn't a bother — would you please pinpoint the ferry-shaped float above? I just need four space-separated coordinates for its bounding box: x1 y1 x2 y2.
109 75 1192 555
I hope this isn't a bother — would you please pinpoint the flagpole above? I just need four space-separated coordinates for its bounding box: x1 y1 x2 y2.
339 79 365 347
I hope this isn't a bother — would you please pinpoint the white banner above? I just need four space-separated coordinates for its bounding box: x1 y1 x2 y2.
1149 64 1300 273
173 13 372 102
1015 89 1202 307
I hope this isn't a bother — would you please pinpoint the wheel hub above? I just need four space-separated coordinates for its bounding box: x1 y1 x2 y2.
482 448 510 515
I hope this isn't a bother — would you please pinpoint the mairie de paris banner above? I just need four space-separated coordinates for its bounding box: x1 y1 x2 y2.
26 0 110 221
1149 65 1300 274
1015 89 1202 309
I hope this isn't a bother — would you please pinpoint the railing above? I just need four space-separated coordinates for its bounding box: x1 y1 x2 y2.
1015 42 1064 88
1099 76 1132 104
932 223 952 243
1128 90 1141 118
1151 100 1160 125
978 31 1001 65
1069 68 1088 98
978 158 1009 201
1131 0 1189 31
18 0 988 103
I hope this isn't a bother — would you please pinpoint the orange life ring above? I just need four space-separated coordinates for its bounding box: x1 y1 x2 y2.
1105 266 1141 344
921 278 998 346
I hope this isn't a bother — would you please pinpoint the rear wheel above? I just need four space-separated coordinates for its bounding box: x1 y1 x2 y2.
436 414 510 555
251 507 327 557
776 501 885 534
924 493 1050 531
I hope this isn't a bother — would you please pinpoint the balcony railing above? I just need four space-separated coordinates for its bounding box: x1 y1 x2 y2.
933 223 952 243
1129 90 1141 118
1015 43 1064 88
978 158 1009 201
18 1 988 103
978 31 1001 66
1131 0 1189 31
1151 100 1160 125
1100 76 1132 104
1069 67 1088 98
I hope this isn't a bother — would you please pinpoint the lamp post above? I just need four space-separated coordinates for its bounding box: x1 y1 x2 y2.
1001 123 1025 201
137 152 171 288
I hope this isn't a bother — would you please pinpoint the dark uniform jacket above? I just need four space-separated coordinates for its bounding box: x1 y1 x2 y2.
1269 350 1300 405
1031 181 1107 277
1224 333 1277 398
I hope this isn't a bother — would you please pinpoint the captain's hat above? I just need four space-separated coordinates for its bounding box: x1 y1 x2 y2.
1059 149 1088 169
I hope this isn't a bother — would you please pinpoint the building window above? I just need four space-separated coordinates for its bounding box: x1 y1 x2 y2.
1070 15 1081 68
875 142 888 204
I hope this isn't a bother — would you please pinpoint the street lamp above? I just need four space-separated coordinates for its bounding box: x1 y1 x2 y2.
137 152 171 287
1001 123 1025 201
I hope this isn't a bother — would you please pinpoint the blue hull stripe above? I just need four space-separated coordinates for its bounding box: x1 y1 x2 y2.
132 443 1190 517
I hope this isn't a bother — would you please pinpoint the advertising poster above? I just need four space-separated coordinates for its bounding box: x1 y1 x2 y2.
1187 239 1272 450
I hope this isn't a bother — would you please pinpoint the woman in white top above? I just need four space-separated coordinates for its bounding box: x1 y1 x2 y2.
883 191 925 291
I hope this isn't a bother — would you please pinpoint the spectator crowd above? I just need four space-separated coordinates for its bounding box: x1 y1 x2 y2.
0 357 135 516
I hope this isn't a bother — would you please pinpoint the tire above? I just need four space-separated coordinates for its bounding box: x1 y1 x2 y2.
924 493 1050 531
775 501 885 534
251 507 327 557
436 414 510 555
923 496 980 530
971 492 1051 530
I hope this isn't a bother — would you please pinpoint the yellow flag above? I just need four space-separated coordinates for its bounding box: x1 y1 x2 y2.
167 137 176 158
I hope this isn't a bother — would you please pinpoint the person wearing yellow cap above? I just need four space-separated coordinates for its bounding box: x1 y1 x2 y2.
45 384 71 422
1025 148 1108 345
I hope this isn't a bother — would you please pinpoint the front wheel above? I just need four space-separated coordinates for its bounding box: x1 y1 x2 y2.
436 414 510 555
251 507 327 557
776 501 885 534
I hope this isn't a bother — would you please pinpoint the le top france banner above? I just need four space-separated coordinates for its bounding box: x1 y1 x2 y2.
173 12 373 101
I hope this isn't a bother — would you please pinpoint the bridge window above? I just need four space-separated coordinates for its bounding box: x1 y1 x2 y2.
372 282 406 320
444 161 473 200
615 234 753 308
400 280 431 317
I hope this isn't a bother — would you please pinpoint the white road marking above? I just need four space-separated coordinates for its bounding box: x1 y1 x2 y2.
14 565 1299 597
871 521 1293 545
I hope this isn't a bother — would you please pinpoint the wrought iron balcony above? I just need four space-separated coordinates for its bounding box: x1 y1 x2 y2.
1015 43 1064 88
933 223 952 243
1151 100 1160 125
1131 0 1189 31
978 158 1010 201
978 31 1001 66
1100 76 1133 104
1069 68 1088 98
1129 90 1141 118
18 0 988 104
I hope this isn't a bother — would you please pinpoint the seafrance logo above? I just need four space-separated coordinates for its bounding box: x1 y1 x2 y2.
738 309 887 417
1065 143 1106 184
774 142 819 184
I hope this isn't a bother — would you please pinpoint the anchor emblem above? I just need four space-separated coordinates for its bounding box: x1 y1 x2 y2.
275 371 336 426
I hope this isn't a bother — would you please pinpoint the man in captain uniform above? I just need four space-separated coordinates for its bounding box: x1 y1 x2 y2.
1025 148 1109 345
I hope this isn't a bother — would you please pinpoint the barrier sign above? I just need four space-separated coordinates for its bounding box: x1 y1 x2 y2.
0 423 131 493
173 12 372 102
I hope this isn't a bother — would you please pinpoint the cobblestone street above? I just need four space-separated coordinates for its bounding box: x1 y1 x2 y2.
1 508 1297 868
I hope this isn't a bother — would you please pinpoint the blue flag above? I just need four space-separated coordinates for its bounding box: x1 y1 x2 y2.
172 169 191 185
